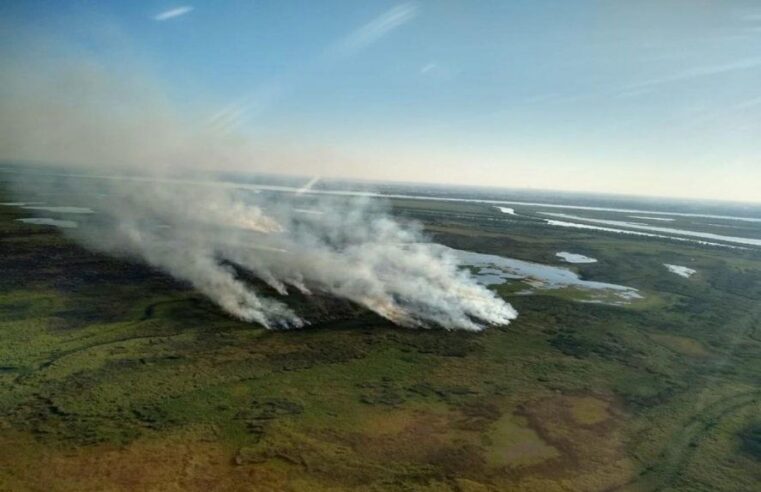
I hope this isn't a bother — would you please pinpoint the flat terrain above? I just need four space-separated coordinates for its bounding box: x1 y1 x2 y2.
1 180 760 491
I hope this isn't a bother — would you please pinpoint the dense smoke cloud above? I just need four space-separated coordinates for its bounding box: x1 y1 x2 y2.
0 44 517 331
41 177 517 330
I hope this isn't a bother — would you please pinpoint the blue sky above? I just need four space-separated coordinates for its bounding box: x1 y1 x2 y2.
3 1 761 201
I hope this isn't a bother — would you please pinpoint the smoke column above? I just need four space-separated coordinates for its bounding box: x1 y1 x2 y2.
0 39 518 331
14 174 516 331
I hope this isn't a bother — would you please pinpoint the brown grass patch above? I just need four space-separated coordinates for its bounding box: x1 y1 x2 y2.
0 426 300 492
498 393 635 491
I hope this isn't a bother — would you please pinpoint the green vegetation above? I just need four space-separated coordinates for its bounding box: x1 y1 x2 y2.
739 423 761 460
1 185 760 491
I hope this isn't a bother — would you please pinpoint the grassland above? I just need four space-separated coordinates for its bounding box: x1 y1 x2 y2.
0 182 760 491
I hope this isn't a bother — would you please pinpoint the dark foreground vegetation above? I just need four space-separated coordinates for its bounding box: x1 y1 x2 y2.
1 182 760 491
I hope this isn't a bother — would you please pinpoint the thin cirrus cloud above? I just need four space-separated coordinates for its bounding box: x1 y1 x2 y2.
207 3 419 134
330 3 418 58
153 6 194 21
419 62 437 74
734 95 761 109
622 57 761 92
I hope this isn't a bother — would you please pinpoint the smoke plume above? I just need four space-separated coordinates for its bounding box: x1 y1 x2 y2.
1 41 517 331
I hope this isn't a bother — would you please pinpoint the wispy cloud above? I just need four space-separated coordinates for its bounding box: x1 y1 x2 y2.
622 57 761 92
208 4 419 134
419 62 437 75
206 84 284 134
207 102 250 134
332 3 418 57
154 6 194 21
735 95 761 110
418 61 459 81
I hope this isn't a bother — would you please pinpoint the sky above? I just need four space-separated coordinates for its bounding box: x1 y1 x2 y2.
2 1 761 202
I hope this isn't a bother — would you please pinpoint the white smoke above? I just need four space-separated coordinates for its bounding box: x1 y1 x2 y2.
0 36 517 331
34 175 516 331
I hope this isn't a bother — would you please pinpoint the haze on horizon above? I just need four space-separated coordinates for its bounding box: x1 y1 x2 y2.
1 1 761 203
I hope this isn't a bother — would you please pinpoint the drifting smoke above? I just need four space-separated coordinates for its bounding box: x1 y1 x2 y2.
22 176 516 330
0 40 517 331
